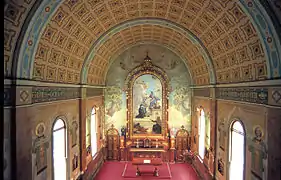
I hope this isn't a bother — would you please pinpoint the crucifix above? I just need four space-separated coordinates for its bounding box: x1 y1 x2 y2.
136 139 140 148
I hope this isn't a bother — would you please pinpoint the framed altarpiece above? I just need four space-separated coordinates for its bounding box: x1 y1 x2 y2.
124 55 170 161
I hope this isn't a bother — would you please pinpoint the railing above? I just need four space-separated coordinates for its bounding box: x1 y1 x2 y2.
83 148 105 180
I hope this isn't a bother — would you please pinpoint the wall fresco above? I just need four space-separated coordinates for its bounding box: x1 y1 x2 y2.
105 44 192 134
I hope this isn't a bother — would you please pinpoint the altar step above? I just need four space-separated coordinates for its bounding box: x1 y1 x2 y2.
94 161 199 180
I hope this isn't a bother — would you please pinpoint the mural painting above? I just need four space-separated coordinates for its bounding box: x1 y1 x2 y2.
168 72 191 133
71 121 78 147
72 154 78 171
133 74 162 134
218 120 226 151
105 45 192 135
249 126 267 180
33 136 49 175
105 86 126 133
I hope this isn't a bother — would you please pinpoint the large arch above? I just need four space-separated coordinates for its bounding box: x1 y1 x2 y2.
11 0 281 86
81 19 215 85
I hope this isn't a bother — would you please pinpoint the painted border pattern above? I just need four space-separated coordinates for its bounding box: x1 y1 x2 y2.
32 87 80 103
216 87 268 104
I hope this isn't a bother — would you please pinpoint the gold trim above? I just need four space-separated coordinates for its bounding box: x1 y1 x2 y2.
129 148 166 152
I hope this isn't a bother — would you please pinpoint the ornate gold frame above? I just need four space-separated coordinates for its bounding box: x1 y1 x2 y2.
125 56 170 139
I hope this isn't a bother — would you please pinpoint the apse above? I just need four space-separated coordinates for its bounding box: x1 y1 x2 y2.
104 44 192 133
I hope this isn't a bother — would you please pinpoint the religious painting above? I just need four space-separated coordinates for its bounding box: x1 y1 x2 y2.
218 158 224 176
218 121 226 151
71 121 78 147
133 74 162 134
249 125 267 180
104 86 127 132
168 85 191 133
72 154 78 171
36 141 48 175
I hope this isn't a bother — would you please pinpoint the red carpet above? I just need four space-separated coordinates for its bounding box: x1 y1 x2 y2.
122 162 171 179
94 161 199 180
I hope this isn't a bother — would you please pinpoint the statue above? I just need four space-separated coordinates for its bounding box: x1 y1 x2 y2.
248 126 267 179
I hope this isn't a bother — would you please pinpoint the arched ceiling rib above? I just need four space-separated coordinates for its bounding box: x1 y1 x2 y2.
14 0 281 86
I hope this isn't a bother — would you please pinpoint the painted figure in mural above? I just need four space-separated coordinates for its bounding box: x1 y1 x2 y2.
249 126 267 179
218 121 226 151
133 122 148 134
135 104 147 118
121 126 126 137
72 122 78 147
36 142 47 174
148 91 160 110
151 116 162 134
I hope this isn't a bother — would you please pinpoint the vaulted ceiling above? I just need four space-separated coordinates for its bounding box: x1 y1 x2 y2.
4 0 281 86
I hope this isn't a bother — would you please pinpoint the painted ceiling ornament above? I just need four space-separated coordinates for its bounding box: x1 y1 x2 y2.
35 122 46 137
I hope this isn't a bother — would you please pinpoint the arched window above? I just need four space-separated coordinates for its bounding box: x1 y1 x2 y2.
229 121 245 180
198 109 205 160
91 108 97 157
52 119 67 180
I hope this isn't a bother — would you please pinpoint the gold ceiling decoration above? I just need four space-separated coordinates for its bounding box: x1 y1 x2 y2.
32 0 267 85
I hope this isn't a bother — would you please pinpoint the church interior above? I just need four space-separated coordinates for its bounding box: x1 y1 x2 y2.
4 0 281 180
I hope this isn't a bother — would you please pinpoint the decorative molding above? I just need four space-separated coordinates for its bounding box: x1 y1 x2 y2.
193 88 210 97
86 88 103 97
32 87 80 104
216 87 269 105
268 87 281 106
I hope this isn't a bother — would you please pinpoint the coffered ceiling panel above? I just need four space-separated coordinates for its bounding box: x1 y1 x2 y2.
18 0 271 85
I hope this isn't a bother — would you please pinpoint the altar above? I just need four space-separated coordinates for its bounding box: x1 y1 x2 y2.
129 148 165 176
129 147 166 160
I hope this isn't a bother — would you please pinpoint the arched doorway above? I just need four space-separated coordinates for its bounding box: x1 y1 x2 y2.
91 108 97 157
52 119 67 180
229 120 245 180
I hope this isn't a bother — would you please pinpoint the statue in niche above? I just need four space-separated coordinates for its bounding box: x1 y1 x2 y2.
72 121 78 147
248 126 267 179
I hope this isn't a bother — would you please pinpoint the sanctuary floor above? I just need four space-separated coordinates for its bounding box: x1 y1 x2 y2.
94 161 199 180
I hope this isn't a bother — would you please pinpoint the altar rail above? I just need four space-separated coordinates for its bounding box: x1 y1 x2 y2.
192 156 212 180
83 148 105 180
